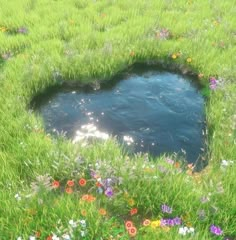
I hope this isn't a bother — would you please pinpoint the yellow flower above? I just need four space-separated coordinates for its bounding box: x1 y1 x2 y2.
128 198 135 206
186 57 192 63
151 220 161 228
171 54 177 59
0 27 7 32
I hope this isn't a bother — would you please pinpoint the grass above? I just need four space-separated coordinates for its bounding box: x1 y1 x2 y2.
0 0 235 239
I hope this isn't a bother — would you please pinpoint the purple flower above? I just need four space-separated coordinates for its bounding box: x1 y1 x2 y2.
161 204 172 214
105 187 113 198
173 217 182 225
209 77 218 90
210 225 223 236
18 27 28 34
165 158 174 164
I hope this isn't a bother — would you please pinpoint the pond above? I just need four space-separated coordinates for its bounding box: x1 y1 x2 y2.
33 65 205 163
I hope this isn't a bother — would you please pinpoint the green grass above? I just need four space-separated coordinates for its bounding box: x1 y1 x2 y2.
0 0 236 239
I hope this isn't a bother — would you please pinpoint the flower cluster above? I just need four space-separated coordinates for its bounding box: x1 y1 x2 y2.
178 226 195 235
209 77 218 90
210 225 223 236
161 217 182 226
125 221 137 237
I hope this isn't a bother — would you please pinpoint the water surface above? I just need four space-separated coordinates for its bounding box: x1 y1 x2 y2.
34 67 205 163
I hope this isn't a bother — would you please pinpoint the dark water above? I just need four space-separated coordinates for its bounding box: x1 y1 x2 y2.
33 67 205 163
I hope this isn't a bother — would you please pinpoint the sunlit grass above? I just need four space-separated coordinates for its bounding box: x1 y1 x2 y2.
0 0 235 239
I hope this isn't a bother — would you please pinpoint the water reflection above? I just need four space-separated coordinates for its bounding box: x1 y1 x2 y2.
33 67 205 163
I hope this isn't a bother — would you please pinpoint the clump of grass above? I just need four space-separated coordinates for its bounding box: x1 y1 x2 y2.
0 0 235 239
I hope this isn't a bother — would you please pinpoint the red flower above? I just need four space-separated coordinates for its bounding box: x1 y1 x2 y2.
52 180 60 189
65 187 73 194
125 220 133 230
79 178 87 187
46 236 52 240
67 180 74 187
130 208 138 216
128 226 137 237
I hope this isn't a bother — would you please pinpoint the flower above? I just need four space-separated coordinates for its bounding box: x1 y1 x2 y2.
186 57 192 63
17 237 22 240
35 231 41 237
143 219 151 226
125 221 133 229
29 236 36 240
161 204 172 214
198 73 204 78
105 187 113 197
151 220 161 228
18 27 28 34
81 209 87 216
128 198 135 206
81 194 96 202
52 180 60 189
130 208 138 216
79 178 87 186
171 54 177 59
99 208 107 216
179 226 195 235
67 180 74 187
80 219 87 228
128 226 137 237
69 219 77 228
210 225 223 235
62 234 71 240
65 187 73 194
15 193 21 201
46 236 53 240
130 51 135 57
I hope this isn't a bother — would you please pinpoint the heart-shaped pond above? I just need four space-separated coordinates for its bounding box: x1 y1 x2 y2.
33 66 205 163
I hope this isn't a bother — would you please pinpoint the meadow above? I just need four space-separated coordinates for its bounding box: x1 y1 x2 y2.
0 0 235 239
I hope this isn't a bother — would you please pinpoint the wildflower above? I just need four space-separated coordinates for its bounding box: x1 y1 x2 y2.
105 187 113 197
198 73 204 78
130 51 135 57
65 187 73 194
80 230 86 237
200 196 210 203
80 219 87 228
173 217 182 225
0 26 7 32
210 225 223 235
18 27 28 34
151 220 161 228
179 226 195 235
81 209 87 216
52 180 60 189
29 236 36 240
128 198 135 206
62 234 71 240
166 158 174 164
69 219 77 228
130 208 138 216
99 208 107 216
15 193 21 201
174 162 180 168
187 57 192 63
35 231 41 237
52 235 60 240
79 178 87 187
67 180 74 187
128 226 137 237
161 204 172 214
125 221 133 229
17 237 22 240
143 219 151 226
171 54 177 59
221 160 234 168
46 236 53 240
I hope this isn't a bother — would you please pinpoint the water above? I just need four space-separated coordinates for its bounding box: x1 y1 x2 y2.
33 67 205 163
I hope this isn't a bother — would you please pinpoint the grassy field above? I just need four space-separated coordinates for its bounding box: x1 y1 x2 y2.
0 0 235 239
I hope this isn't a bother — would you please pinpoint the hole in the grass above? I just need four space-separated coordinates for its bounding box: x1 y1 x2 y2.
32 65 206 163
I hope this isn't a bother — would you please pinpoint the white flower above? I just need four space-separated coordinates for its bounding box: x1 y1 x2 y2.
52 235 60 240
17 237 22 240
80 230 86 237
69 219 77 228
15 193 21 201
188 227 195 233
179 227 187 235
221 160 234 167
62 234 71 240
80 219 86 228
29 236 36 240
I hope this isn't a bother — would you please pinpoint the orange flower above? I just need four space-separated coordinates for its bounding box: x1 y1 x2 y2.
128 226 137 237
67 180 74 187
174 162 180 168
65 187 73 194
82 194 89 201
99 208 107 216
52 180 60 189
143 219 151 226
46 236 52 240
130 208 138 216
130 51 135 57
35 231 41 237
96 181 102 187
79 178 87 187
81 194 96 202
81 209 87 216
125 220 133 230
